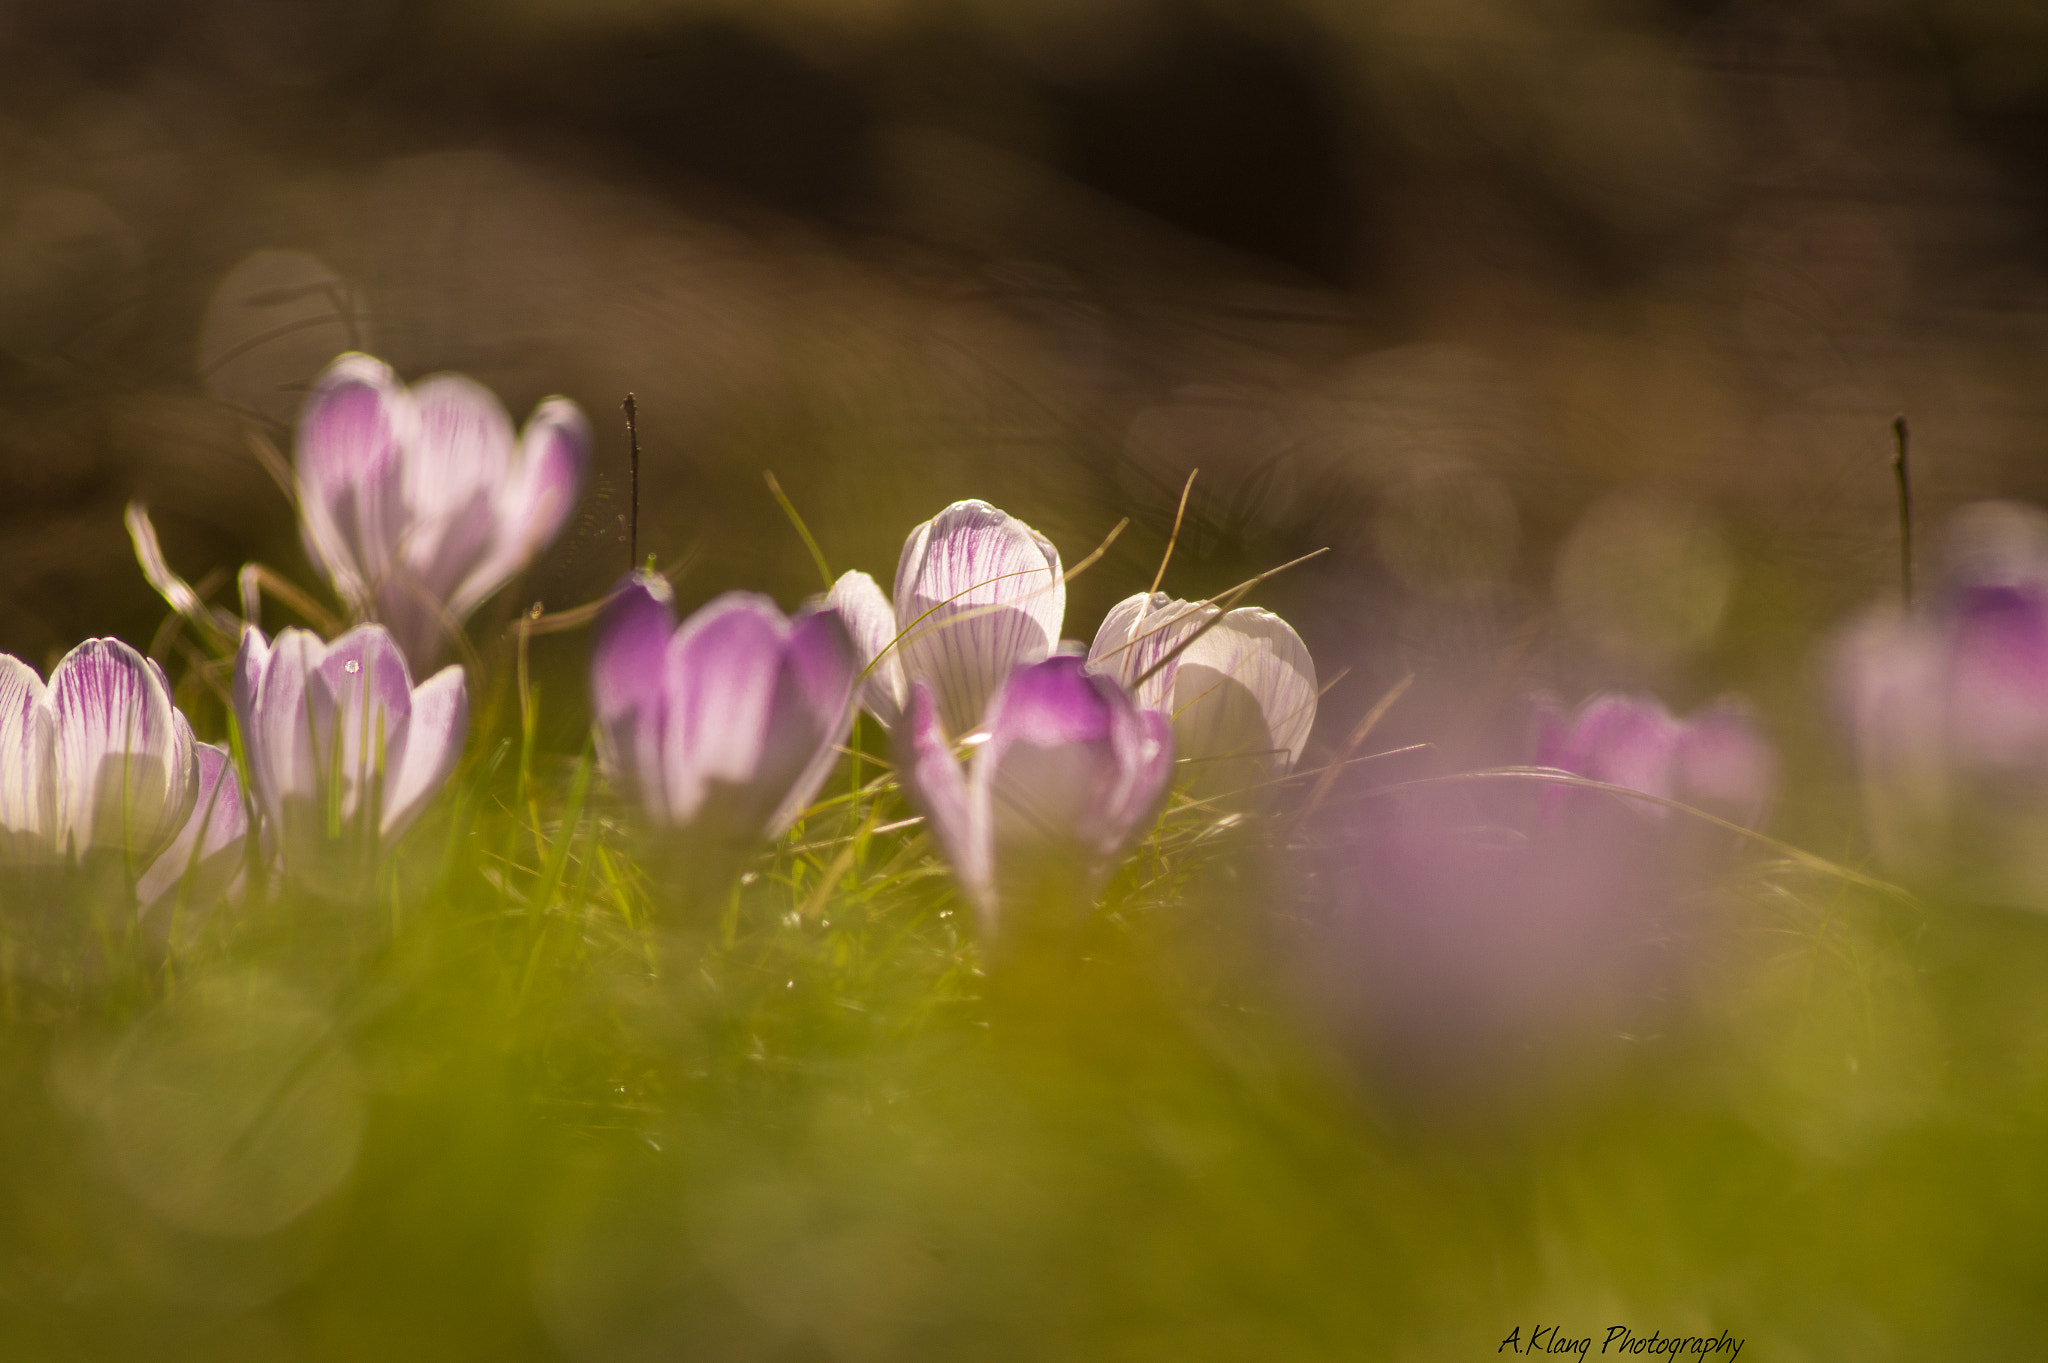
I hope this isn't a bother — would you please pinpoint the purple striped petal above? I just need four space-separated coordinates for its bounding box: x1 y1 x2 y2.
827 570 907 731
658 593 789 827
0 653 56 858
136 742 248 918
48 638 196 861
893 500 1065 738
1085 592 1200 713
382 665 467 838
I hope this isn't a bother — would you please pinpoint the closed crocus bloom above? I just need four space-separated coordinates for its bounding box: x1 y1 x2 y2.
897 655 1174 935
1086 592 1317 786
1835 502 2048 901
0 640 197 865
136 742 248 918
234 624 467 876
591 573 860 842
295 352 588 670
1533 692 1776 827
828 500 1064 739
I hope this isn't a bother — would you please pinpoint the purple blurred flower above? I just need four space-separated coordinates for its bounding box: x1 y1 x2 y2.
1311 688 1773 1084
1834 502 2048 899
828 500 1064 739
0 639 197 866
1086 591 1318 788
897 655 1174 935
234 624 468 877
136 741 248 920
1533 692 1776 827
591 572 860 842
294 352 588 669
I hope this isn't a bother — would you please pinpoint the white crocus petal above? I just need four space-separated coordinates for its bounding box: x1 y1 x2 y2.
382 665 468 838
309 627 416 831
1085 592 1206 712
827 569 907 731
0 654 56 857
1171 607 1318 770
242 629 322 826
48 639 196 861
892 500 1065 739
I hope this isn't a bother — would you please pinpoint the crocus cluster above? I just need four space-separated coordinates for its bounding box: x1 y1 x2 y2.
1834 501 2048 904
0 639 246 917
295 352 588 670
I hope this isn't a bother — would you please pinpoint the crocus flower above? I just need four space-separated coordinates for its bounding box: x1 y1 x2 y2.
1533 692 1776 827
1085 592 1318 788
828 500 1064 739
0 639 197 867
233 623 467 879
1834 501 2048 902
1308 688 1774 1086
896 655 1174 935
135 741 248 919
591 572 859 843
294 352 588 669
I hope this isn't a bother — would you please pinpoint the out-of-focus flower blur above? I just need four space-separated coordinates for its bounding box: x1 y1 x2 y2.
294 353 588 671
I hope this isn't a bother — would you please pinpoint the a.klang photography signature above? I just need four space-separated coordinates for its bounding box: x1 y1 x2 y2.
1499 1325 1745 1358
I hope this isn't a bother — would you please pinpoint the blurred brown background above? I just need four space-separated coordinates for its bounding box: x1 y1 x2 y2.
4 0 2047 754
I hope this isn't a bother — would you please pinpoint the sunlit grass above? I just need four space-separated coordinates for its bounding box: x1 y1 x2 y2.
6 653 2048 1362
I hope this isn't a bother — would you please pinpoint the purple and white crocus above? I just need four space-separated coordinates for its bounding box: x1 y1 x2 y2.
233 624 467 879
897 655 1175 935
1834 501 2048 903
591 572 860 843
294 352 588 670
1086 592 1318 787
829 500 1065 739
1 639 247 910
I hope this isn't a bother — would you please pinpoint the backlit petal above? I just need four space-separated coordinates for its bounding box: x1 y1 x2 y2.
48 638 194 860
451 396 589 619
827 570 906 731
591 572 677 817
658 593 787 826
136 742 248 918
382 665 468 838
0 654 55 857
893 500 1064 738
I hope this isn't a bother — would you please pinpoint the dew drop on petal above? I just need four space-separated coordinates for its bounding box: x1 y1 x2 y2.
344 660 359 675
